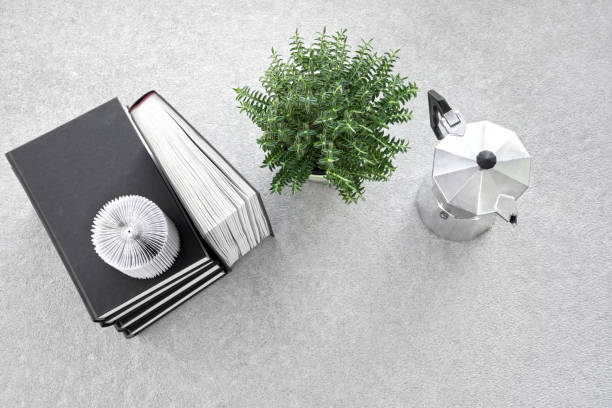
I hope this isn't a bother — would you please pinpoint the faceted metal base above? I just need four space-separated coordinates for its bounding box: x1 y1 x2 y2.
416 176 496 241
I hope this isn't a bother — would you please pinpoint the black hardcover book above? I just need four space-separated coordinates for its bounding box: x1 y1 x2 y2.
6 91 273 337
99 259 216 327
6 99 211 322
129 91 274 269
115 263 225 334
122 267 226 338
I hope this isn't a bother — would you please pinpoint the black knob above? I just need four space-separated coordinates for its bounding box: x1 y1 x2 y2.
476 150 497 169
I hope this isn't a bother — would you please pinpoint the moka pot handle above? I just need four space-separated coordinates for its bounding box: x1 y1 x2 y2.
428 90 464 140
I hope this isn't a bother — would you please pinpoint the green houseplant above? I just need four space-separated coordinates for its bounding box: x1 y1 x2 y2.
235 29 418 203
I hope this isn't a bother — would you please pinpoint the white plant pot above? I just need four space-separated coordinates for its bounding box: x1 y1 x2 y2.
308 173 327 183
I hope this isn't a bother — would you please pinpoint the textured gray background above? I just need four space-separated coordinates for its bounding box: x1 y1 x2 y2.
1 1 611 407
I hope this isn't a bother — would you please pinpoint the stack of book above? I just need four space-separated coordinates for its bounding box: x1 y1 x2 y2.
6 91 273 337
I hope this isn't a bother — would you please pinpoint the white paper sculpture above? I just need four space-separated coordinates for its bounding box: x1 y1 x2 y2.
91 195 180 279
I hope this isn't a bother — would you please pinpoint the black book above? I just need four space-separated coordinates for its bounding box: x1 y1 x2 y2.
6 92 273 337
129 92 273 269
115 262 225 335
121 267 226 338
6 99 212 322
99 259 217 326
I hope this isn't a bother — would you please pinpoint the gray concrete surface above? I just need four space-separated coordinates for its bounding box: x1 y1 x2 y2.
1 1 611 406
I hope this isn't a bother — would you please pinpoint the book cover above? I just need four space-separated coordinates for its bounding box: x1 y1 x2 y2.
6 98 211 321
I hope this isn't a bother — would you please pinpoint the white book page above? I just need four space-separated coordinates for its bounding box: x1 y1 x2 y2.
130 94 270 266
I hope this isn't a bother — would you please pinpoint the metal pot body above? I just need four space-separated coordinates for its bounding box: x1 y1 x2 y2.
417 176 496 241
416 90 531 241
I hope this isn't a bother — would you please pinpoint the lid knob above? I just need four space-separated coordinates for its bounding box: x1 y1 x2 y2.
476 150 497 169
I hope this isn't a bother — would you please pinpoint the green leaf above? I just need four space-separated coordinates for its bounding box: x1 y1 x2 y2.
234 28 418 203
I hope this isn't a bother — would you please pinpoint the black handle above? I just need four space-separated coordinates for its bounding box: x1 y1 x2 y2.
428 90 453 140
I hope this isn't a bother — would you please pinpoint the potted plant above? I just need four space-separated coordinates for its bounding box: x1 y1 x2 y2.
235 28 418 203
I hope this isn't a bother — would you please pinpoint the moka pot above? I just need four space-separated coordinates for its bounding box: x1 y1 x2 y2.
416 90 532 241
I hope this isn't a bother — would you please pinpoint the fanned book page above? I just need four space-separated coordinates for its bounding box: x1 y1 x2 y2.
130 93 271 267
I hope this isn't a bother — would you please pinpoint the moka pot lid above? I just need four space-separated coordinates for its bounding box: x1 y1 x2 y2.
432 120 531 218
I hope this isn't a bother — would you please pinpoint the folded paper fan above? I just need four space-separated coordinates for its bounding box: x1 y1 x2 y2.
91 195 180 279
